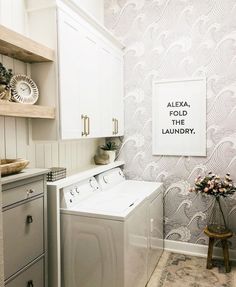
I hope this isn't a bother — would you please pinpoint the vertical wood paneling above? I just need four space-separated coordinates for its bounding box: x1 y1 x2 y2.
51 142 59 167
44 143 52 168
76 141 82 170
59 142 66 169
65 142 72 173
2 56 17 158
35 143 45 168
4 117 16 158
16 118 27 159
77 139 87 168
26 144 36 168
13 59 27 74
71 141 77 172
2 55 14 71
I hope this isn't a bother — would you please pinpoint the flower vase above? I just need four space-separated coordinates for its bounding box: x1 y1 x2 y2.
207 197 228 234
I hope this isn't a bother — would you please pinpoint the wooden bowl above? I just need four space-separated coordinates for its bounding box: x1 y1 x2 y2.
0 158 29 176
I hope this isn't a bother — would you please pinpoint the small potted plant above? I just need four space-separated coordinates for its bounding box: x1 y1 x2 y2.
190 172 236 234
100 141 118 163
0 62 13 100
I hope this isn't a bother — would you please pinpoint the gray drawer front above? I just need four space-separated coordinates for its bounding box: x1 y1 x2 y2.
3 197 44 279
6 258 44 287
2 180 44 208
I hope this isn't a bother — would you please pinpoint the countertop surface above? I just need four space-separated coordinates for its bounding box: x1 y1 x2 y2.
0 168 49 185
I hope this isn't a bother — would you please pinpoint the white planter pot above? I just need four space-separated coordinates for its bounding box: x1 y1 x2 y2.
103 150 116 163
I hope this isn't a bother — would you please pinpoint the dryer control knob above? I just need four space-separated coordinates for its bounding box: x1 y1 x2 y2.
103 176 109 184
70 190 74 196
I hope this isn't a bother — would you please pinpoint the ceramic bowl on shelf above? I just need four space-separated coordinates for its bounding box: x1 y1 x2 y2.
0 158 29 176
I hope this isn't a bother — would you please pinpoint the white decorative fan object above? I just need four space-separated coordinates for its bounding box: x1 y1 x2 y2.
10 74 39 104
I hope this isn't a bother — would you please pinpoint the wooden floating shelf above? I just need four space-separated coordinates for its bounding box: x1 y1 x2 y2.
0 100 55 119
0 24 54 63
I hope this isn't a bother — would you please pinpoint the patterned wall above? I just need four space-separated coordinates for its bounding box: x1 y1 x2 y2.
105 0 236 246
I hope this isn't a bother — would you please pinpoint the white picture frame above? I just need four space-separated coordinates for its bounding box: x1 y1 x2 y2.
152 78 206 156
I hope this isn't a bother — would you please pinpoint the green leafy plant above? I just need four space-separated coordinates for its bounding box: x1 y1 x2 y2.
100 141 118 151
0 62 13 85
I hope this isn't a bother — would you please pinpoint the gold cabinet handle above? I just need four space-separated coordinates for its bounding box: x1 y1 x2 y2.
86 116 90 136
115 118 117 135
112 118 116 135
81 115 87 136
116 119 119 135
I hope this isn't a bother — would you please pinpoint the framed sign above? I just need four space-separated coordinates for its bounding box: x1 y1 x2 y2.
152 78 206 156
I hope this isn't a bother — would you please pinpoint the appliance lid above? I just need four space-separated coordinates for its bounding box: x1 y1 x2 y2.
73 192 140 213
104 180 163 200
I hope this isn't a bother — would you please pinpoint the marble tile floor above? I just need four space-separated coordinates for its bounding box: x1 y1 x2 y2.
147 251 236 287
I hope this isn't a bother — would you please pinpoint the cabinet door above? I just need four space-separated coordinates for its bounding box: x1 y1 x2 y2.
98 43 124 137
111 52 124 136
3 197 44 280
6 258 44 287
77 25 100 138
58 12 81 139
98 44 113 137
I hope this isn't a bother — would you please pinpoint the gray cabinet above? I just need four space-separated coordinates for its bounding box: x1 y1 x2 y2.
5 258 44 287
1 169 48 287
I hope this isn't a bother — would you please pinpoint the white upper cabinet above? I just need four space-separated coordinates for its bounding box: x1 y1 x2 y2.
98 44 113 137
77 27 100 138
97 41 124 137
58 12 81 139
27 0 124 140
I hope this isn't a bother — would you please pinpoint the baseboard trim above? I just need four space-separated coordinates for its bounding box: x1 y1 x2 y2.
164 239 236 261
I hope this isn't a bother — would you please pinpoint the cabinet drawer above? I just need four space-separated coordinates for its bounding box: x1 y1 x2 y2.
6 258 44 287
2 180 44 208
3 197 44 279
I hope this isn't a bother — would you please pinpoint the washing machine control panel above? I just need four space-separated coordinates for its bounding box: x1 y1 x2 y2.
61 177 101 208
96 168 125 190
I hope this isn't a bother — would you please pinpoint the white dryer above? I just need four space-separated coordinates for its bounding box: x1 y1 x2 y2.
96 168 164 280
60 176 149 287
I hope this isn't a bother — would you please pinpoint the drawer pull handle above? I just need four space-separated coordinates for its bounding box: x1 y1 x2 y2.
27 280 34 287
27 189 35 198
26 215 33 224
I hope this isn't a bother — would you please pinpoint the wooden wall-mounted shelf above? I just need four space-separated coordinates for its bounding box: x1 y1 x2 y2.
0 25 54 63
0 100 55 119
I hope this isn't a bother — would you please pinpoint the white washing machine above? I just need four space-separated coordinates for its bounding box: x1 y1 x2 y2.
96 168 164 280
60 176 148 287
60 168 163 287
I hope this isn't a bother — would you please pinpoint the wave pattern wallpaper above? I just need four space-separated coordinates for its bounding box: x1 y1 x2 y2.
104 0 236 247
